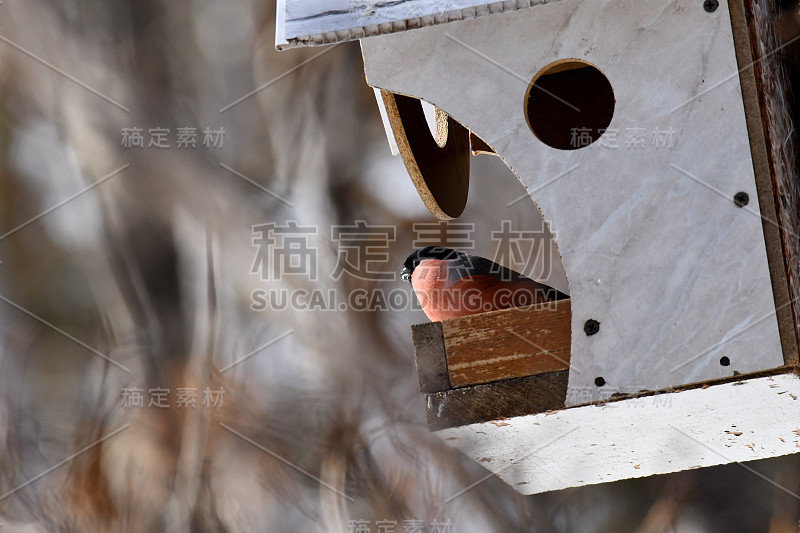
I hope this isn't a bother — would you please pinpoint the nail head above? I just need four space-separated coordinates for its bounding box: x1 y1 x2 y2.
584 319 600 336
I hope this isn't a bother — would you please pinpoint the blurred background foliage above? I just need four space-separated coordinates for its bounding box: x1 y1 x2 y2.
0 0 797 531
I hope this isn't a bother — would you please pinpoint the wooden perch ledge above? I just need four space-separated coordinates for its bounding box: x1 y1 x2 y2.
412 299 572 430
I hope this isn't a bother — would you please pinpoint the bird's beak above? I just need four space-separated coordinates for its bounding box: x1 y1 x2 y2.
401 267 412 283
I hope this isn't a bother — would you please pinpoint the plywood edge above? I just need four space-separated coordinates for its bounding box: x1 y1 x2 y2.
380 90 470 220
412 321 451 393
728 0 800 367
277 1 550 50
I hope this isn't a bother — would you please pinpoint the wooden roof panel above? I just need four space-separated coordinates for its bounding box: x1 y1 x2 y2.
277 0 550 49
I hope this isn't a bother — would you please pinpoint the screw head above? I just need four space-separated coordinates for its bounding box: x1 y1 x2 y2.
584 319 600 336
720 356 731 366
704 0 719 12
733 191 749 207
594 376 606 387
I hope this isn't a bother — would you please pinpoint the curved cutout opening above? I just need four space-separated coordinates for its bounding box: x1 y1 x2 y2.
427 147 571 281
407 136 574 424
525 59 615 150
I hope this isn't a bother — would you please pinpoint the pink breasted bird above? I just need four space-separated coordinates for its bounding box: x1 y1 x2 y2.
401 246 568 322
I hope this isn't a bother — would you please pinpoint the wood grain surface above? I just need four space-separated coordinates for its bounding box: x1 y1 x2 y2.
442 300 571 388
426 370 569 431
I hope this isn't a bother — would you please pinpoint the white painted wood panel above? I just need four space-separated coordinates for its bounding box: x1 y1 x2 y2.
362 0 785 403
438 373 800 495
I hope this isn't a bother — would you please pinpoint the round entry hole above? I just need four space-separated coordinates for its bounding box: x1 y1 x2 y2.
525 60 615 150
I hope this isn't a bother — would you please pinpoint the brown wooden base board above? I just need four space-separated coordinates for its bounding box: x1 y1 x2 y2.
425 370 568 431
412 300 572 396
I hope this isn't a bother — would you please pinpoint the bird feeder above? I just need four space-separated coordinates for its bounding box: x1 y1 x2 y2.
277 0 800 494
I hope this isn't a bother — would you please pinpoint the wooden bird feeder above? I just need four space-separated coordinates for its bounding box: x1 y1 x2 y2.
278 0 800 494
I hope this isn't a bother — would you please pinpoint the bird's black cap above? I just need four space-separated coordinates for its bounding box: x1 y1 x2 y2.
400 246 570 301
401 246 462 283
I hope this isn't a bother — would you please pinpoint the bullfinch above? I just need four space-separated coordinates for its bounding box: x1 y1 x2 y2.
401 246 568 322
